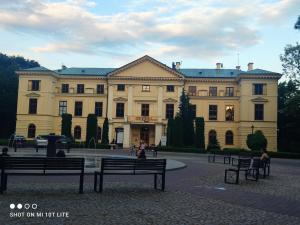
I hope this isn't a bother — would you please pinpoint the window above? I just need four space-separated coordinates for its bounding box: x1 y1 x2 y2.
142 85 150 92
97 84 104 94
190 104 196 119
74 101 83 116
74 126 81 139
188 86 197 96
61 84 69 93
141 104 149 116
209 105 218 120
117 84 125 91
253 84 266 95
209 87 217 96
29 98 37 114
95 102 103 117
208 130 217 144
225 87 234 97
167 85 174 92
77 84 84 94
97 127 102 142
116 103 124 117
59 101 67 115
225 130 234 145
255 104 264 120
225 105 234 121
29 80 40 91
27 124 36 138
165 104 174 119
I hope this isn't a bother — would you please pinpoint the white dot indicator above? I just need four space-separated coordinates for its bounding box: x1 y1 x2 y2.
17 204 22 209
24 204 30 209
10 204 15 209
32 204 37 209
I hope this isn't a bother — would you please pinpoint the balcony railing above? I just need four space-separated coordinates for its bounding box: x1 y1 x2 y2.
187 91 239 97
127 116 159 123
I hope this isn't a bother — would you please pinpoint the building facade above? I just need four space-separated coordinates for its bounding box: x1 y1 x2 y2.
15 55 281 151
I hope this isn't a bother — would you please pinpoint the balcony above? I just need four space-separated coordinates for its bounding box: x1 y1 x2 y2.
187 90 240 98
127 116 159 123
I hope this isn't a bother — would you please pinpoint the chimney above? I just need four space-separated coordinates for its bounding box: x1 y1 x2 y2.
175 62 181 70
236 65 241 70
216 63 223 69
247 62 254 71
62 64 67 70
172 62 176 70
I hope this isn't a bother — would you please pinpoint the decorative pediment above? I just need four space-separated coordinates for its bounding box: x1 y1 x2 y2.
113 97 127 102
26 93 41 97
163 98 177 103
251 97 268 102
107 55 184 79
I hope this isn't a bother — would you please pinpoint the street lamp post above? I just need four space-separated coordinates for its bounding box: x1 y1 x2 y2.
251 125 254 134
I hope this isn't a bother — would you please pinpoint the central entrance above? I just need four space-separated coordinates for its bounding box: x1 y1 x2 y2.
140 126 150 144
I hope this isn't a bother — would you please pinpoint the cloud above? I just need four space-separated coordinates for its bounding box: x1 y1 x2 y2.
0 0 298 61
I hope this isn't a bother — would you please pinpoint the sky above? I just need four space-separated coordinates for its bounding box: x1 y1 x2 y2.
0 0 299 73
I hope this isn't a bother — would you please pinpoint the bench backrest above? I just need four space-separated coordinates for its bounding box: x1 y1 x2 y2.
238 158 251 169
0 157 84 171
101 158 166 172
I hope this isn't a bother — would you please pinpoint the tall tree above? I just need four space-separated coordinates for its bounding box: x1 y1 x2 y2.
101 117 109 144
166 118 174 146
195 117 205 149
280 43 300 81
0 53 39 138
178 89 195 146
86 114 98 147
172 114 183 147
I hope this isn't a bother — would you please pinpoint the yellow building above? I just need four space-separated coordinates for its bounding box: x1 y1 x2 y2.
15 55 281 151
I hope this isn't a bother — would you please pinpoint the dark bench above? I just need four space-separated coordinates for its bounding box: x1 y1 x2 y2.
208 151 231 164
225 158 259 184
231 151 253 166
94 158 166 193
0 157 85 194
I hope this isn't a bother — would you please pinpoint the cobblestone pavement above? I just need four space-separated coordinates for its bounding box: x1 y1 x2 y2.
0 148 300 225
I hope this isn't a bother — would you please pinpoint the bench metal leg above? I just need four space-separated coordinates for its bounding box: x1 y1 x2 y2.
94 172 98 192
154 174 157 189
79 173 84 194
161 173 165 191
99 173 103 193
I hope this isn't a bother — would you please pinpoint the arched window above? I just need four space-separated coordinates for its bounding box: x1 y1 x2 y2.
225 130 234 145
208 130 217 144
97 127 102 142
28 124 36 138
74 126 81 140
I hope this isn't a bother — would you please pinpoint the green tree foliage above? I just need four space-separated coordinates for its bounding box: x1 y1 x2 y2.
195 117 205 149
86 114 98 147
280 43 300 81
246 130 267 151
61 113 72 138
101 117 109 144
166 118 174 146
295 16 300 29
206 135 220 151
0 53 39 138
178 89 195 146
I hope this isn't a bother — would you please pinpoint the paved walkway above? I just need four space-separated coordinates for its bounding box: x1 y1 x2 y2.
0 148 300 225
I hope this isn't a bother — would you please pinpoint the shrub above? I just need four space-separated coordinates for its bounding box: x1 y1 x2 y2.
207 136 221 151
85 114 98 148
246 130 267 151
61 113 72 138
101 117 109 144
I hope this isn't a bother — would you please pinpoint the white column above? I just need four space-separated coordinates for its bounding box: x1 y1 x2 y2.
128 86 133 117
155 124 163 146
157 86 163 122
123 124 131 148
107 85 114 120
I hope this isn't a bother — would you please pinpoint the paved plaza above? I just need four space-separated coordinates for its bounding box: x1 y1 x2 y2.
0 148 300 225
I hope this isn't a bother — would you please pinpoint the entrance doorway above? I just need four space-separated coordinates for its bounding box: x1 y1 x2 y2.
140 126 150 145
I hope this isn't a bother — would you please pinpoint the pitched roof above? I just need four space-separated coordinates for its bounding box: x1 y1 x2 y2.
23 66 52 72
240 69 279 75
55 67 115 76
180 69 243 78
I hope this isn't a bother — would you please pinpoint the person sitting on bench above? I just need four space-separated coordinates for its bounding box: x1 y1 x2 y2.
260 147 269 162
137 140 146 159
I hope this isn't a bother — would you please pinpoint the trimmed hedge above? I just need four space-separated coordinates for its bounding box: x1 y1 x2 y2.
71 142 110 149
0 139 8 146
157 146 206 153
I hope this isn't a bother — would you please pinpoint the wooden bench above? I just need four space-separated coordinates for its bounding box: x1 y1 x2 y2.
225 158 259 184
0 157 85 194
94 158 166 193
